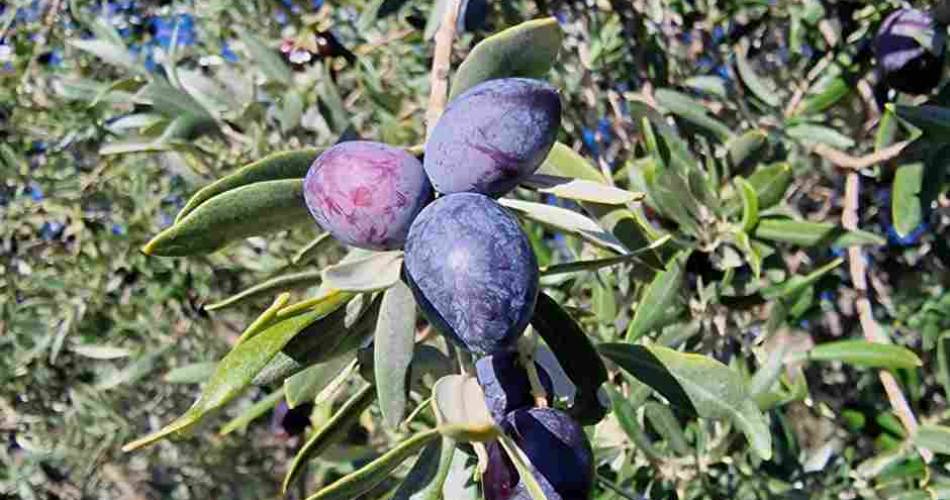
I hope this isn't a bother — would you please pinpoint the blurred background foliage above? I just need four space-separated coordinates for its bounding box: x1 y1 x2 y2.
2 0 949 499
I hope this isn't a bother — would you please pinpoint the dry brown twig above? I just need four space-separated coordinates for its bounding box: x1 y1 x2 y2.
425 0 463 139
812 140 912 170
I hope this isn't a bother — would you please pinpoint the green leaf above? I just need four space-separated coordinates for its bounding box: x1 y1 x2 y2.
792 340 922 370
206 270 322 312
177 148 319 222
643 402 689 455
375 281 418 429
752 218 884 247
122 290 353 451
798 76 850 115
499 199 627 254
430 375 499 442
626 254 685 341
522 174 643 205
284 354 356 408
322 251 404 292
536 142 604 182
761 258 843 300
538 235 672 277
237 28 293 86
68 38 139 71
450 18 562 99
892 162 925 239
646 170 702 236
785 123 855 149
143 179 311 256
938 332 950 397
71 344 131 360
735 43 780 107
736 178 759 233
134 79 214 122
683 75 728 99
497 434 555 500
891 104 950 138
726 129 768 169
218 389 284 436
531 292 609 425
746 162 792 209
284 384 376 493
599 343 772 460
304 428 441 500
253 293 379 385
234 293 292 346
654 88 733 141
293 232 336 266
606 386 664 461
913 425 950 455
392 437 456 500
163 361 216 384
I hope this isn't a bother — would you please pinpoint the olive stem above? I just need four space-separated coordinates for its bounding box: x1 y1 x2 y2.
425 0 463 139
518 329 549 407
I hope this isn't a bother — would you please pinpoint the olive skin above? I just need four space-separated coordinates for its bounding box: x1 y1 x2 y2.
875 9 946 94
424 78 561 197
403 193 539 355
475 351 554 423
483 407 594 500
303 141 432 250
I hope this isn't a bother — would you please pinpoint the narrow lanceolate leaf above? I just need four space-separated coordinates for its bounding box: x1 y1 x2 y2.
531 292 608 425
235 293 291 346
143 179 311 256
500 198 627 254
322 251 404 292
785 123 855 149
892 161 925 239
392 437 457 500
654 88 733 141
746 162 792 209
798 76 849 115
206 271 322 312
450 18 562 99
537 142 604 182
253 293 379 385
284 354 356 408
68 38 140 71
643 402 690 455
726 129 768 168
121 290 352 452
539 235 672 277
293 232 336 265
431 375 499 442
792 340 922 370
304 428 441 500
599 343 772 460
626 254 686 341
752 219 884 247
497 434 552 500
218 389 284 435
606 386 664 461
761 258 843 300
283 384 375 493
375 281 418 429
163 361 216 384
736 178 759 233
735 43 780 107
522 174 643 205
914 425 950 455
177 148 319 222
237 28 293 86
891 104 950 138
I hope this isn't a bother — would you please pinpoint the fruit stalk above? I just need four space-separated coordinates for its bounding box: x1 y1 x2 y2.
425 0 463 138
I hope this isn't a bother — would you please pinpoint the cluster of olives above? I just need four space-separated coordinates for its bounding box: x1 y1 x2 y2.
875 7 947 95
303 77 594 499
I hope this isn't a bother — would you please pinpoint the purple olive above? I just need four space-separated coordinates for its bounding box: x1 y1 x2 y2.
475 351 554 423
303 141 432 250
403 193 538 355
425 78 561 197
875 9 946 94
483 408 594 500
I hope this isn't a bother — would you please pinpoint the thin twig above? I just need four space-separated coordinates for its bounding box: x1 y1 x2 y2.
425 0 462 139
841 171 932 462
812 140 911 170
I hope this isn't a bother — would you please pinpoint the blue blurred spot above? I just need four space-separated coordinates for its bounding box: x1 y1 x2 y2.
800 43 814 60
40 221 64 241
697 56 714 71
150 14 196 48
554 10 569 26
312 0 325 9
581 127 599 157
111 223 126 236
715 64 731 80
118 26 132 39
28 182 44 202
274 9 288 25
30 140 47 154
819 290 835 302
597 117 612 144
712 26 725 44
220 41 238 62
799 319 811 329
887 222 927 247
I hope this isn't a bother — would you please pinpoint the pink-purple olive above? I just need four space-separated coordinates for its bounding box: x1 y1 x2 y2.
303 141 432 250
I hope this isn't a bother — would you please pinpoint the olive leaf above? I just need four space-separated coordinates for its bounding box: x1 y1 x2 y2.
522 174 644 205
283 384 376 493
391 436 457 500
746 162 792 210
536 142 604 182
218 389 284 436
68 38 140 71
283 354 357 409
626 253 686 341
736 178 759 233
499 198 627 254
304 428 441 500
177 148 319 222
891 103 950 138
322 251 405 292
143 179 311 256
496 434 552 500
206 271 321 312
735 42 780 107
162 361 216 384
785 123 855 149
654 88 733 142
237 27 293 86
450 17 562 99
122 290 353 451
293 232 336 266
375 281 418 429
599 343 773 460
430 375 500 442
914 425 950 456
643 402 689 455
790 340 922 370
530 292 608 425
726 129 768 169
752 219 884 247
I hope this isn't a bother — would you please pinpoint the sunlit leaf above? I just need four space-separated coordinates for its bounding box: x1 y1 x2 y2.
791 340 922 370
752 219 884 247
322 251 404 292
375 281 418 428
